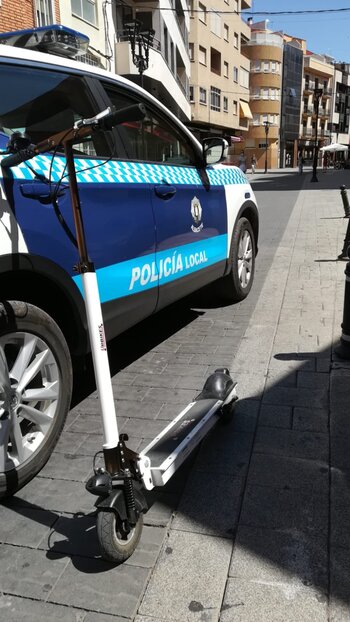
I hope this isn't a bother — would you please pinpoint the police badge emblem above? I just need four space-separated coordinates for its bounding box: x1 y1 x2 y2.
191 196 203 233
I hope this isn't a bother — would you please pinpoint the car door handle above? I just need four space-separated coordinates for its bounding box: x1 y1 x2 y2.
154 184 176 200
20 182 66 203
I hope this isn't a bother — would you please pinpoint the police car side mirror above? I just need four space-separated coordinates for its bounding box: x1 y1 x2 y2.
202 137 228 166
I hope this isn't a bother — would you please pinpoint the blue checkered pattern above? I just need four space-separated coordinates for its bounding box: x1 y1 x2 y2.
0 154 247 187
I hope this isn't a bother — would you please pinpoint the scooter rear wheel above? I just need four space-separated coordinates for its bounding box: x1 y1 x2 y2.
96 508 143 564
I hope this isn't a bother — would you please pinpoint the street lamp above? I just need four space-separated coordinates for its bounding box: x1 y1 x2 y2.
311 88 323 182
263 121 271 173
124 19 155 88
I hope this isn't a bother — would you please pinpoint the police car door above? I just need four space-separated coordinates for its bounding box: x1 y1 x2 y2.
143 110 228 309
0 63 157 338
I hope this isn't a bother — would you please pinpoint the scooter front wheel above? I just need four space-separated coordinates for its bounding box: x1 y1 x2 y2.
96 509 143 564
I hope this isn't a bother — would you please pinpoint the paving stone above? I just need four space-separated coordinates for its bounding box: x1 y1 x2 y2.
84 613 127 622
0 504 56 548
246 453 328 492
331 435 350 472
46 514 100 558
0 594 87 621
122 417 171 439
9 478 93 514
0 544 68 599
39 453 93 482
254 428 329 462
133 373 178 389
229 525 328 591
231 399 260 433
297 371 329 390
125 526 165 568
67 415 127 435
54 432 89 455
221 578 328 622
194 424 254 477
258 404 292 428
139 530 231 621
293 407 329 433
146 387 196 405
164 363 208 377
330 469 350 550
143 492 179 527
262 385 328 410
115 400 163 420
49 557 149 617
330 545 350 621
173 470 243 537
240 484 328 538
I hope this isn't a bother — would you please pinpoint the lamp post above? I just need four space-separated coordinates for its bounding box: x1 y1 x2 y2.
263 121 271 173
311 88 323 182
124 19 155 89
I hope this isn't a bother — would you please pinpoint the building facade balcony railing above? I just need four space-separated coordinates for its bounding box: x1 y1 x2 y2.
322 87 332 97
301 128 314 137
250 94 281 101
319 110 330 119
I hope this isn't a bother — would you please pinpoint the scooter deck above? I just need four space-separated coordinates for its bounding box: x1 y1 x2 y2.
140 383 236 488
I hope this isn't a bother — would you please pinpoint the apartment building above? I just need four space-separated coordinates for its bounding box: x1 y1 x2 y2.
240 20 283 170
113 0 191 121
0 0 60 31
279 35 304 168
331 63 350 146
299 51 334 163
188 0 252 147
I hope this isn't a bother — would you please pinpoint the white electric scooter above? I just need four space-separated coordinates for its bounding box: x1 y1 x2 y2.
1 105 238 563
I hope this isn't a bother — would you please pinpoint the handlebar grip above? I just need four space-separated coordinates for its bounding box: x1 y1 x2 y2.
1 147 37 169
100 103 147 131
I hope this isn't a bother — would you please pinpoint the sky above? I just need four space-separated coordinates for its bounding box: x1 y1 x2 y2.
249 1 350 61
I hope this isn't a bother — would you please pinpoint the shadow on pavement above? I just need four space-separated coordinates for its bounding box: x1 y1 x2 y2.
251 168 350 193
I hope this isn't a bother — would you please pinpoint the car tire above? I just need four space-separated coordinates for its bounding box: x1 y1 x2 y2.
216 217 256 303
0 300 72 498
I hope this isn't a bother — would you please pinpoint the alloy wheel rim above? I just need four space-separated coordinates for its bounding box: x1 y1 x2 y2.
0 332 60 472
237 229 253 289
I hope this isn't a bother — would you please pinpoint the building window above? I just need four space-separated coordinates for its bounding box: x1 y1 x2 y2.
210 10 221 37
35 0 54 25
251 87 259 99
263 60 269 72
210 47 221 75
233 66 238 82
199 45 207 65
262 88 269 100
271 61 277 72
190 86 194 102
223 24 229 41
240 67 249 89
224 61 229 78
199 87 207 104
251 60 261 72
233 99 238 115
253 113 260 125
198 2 207 23
189 42 194 61
210 87 221 111
259 142 268 148
71 0 97 25
223 96 228 112
262 113 268 124
233 32 239 49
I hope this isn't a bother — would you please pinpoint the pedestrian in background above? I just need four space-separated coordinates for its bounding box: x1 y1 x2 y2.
251 154 257 174
239 151 247 173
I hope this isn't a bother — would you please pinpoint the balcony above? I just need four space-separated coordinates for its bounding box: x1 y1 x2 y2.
301 128 314 137
304 82 315 94
319 109 330 119
302 106 314 116
322 87 332 98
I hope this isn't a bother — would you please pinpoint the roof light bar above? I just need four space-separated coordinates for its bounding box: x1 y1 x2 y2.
0 24 89 59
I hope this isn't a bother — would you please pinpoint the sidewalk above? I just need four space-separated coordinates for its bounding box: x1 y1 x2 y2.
1 169 350 621
137 170 350 621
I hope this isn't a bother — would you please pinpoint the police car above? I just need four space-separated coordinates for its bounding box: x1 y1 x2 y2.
0 25 259 497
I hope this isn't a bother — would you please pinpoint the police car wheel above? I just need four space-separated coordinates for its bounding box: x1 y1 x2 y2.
0 301 72 498
217 217 255 302
97 509 143 564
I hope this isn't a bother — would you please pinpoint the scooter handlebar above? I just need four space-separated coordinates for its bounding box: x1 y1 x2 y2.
1 147 37 169
99 103 147 131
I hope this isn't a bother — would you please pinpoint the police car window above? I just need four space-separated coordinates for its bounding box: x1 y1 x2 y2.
0 64 108 157
102 84 194 165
